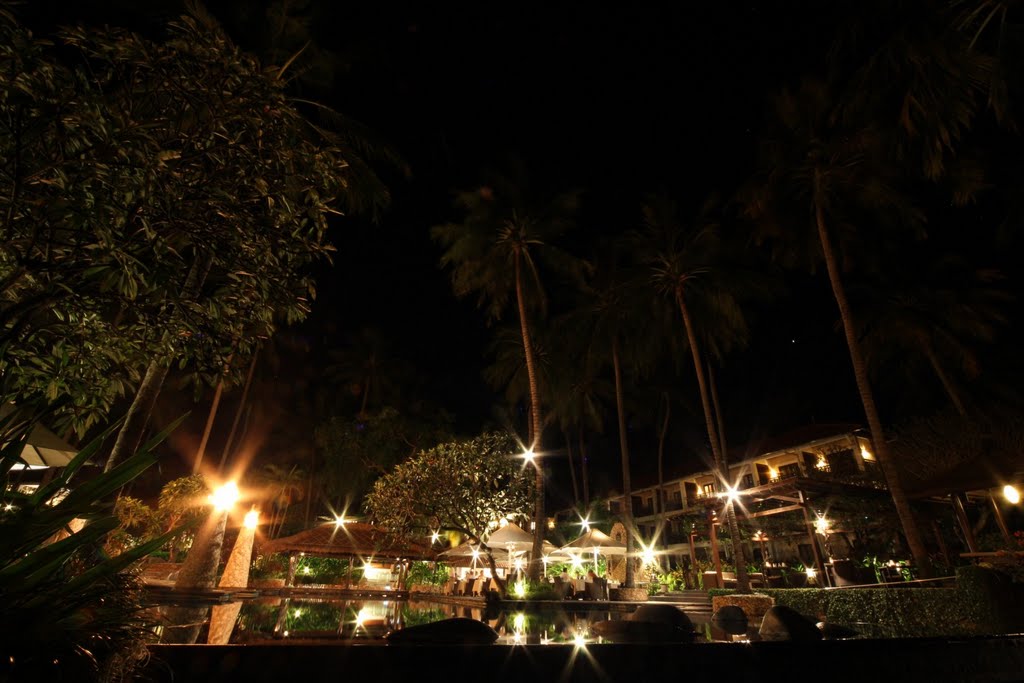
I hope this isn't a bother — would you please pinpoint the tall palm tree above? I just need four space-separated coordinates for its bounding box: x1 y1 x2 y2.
856 251 1011 416
432 174 586 580
631 195 753 592
743 80 934 575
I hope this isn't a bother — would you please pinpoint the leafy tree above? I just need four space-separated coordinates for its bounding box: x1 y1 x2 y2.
314 405 453 514
364 431 533 593
431 170 587 579
247 463 306 539
0 9 383 464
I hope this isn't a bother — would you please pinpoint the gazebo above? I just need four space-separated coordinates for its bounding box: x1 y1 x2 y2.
263 521 435 589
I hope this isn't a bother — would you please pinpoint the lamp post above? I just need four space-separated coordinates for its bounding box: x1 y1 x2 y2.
163 481 240 644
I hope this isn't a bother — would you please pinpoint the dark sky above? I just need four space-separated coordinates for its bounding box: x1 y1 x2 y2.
25 2 1023 506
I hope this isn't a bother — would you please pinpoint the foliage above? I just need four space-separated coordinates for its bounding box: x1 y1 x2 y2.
522 580 560 601
107 475 208 561
364 431 533 554
406 561 450 588
293 556 362 585
0 408 184 681
315 406 453 513
250 552 289 581
0 8 363 435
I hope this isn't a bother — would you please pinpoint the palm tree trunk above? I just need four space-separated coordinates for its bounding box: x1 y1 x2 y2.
514 252 545 581
675 286 749 592
656 391 669 551
814 198 932 577
193 356 232 474
708 360 750 592
611 336 635 589
218 346 260 474
578 425 590 510
564 428 580 507
923 343 968 416
104 252 214 473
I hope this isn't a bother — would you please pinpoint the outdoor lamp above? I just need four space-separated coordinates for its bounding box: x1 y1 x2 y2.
243 508 259 529
1004 484 1021 505
209 481 239 511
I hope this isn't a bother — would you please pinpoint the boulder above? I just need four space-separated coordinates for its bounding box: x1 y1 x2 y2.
385 618 499 644
759 606 823 642
592 605 695 643
712 605 749 635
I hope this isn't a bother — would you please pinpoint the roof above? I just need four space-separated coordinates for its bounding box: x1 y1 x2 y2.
262 522 435 561
905 450 1024 500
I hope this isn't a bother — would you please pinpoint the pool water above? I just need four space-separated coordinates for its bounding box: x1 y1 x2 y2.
210 599 746 645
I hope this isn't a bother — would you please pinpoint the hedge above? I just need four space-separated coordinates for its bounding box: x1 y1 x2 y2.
709 565 1024 638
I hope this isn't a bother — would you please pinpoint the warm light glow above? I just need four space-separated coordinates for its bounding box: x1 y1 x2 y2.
334 515 347 527
860 446 873 461
752 530 768 542
815 456 828 470
513 613 526 632
806 566 817 579
579 516 591 532
2 503 13 512
513 581 527 598
768 467 779 480
243 509 259 529
719 485 740 504
640 543 657 566
471 548 480 562
430 530 441 544
513 557 524 570
521 448 535 464
303 566 311 575
573 633 588 648
293 608 303 618
547 519 555 529
814 514 831 536
209 482 239 512
1004 484 1021 505
355 607 371 628
570 554 583 570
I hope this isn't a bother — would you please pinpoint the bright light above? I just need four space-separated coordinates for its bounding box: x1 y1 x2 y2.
293 608 303 618
513 581 527 598
719 485 740 504
573 633 588 648
513 557 524 570
1004 484 1021 505
806 566 817 579
513 613 526 632
2 503 14 512
814 514 831 536
303 566 311 575
579 516 591 532
521 448 535 464
471 547 480 562
570 554 583 570
209 482 239 512
860 446 873 461
430 530 441 544
334 515 347 527
768 467 779 480
815 456 828 470
547 519 555 529
244 509 259 529
355 607 371 628
640 543 657 566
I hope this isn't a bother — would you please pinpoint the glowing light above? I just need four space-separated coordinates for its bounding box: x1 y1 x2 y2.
547 519 555 529
513 613 526 632
244 509 259 529
430 530 440 544
768 467 779 480
570 554 583 570
334 515 347 527
293 608 303 618
640 543 657 567
1004 484 1021 505
355 607 371 628
513 581 527 598
283 630 289 637
860 446 873 461
815 456 828 470
806 566 817 579
471 547 480 562
521 448 535 464
573 633 588 648
579 516 591 532
513 557 524 571
2 503 14 512
303 566 311 575
752 530 768 542
209 482 239 511
719 485 740 504
814 514 831 536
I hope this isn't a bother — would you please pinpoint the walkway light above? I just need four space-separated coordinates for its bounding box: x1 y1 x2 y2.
1004 484 1021 505
243 508 259 529
209 482 239 512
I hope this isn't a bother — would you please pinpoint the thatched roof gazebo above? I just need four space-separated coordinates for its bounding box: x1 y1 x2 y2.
263 521 435 588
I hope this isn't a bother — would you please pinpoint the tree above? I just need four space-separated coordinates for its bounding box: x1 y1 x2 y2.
249 463 306 539
364 431 533 593
744 80 934 574
631 195 753 592
431 171 586 580
0 9 383 461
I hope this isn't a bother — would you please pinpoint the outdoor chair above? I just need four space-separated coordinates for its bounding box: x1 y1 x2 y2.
456 579 469 596
721 571 738 588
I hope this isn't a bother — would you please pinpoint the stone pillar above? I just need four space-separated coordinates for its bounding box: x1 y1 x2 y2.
208 508 258 644
162 508 228 644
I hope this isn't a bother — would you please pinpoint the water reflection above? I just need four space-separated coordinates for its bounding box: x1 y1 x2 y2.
163 599 756 645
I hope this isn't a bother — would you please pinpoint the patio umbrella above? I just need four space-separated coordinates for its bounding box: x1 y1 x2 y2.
0 404 78 469
486 522 534 553
438 541 509 568
560 528 626 576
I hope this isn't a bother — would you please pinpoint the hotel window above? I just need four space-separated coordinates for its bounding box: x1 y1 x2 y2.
702 483 716 497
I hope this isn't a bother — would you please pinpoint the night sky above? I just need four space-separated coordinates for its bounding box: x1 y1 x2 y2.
24 2 1024 508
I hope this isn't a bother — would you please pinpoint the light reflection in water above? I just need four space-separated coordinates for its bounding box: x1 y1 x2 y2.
162 599 754 645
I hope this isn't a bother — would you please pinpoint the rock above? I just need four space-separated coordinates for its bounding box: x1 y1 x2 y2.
591 604 695 643
712 605 749 635
817 620 860 639
386 618 499 644
759 606 823 642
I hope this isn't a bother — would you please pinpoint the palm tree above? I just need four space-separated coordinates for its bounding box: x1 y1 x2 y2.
251 463 306 538
631 195 753 592
431 173 586 580
856 251 1011 416
743 80 934 575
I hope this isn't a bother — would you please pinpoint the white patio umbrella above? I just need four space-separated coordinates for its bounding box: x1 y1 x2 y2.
438 540 509 568
559 528 626 576
1 404 78 469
